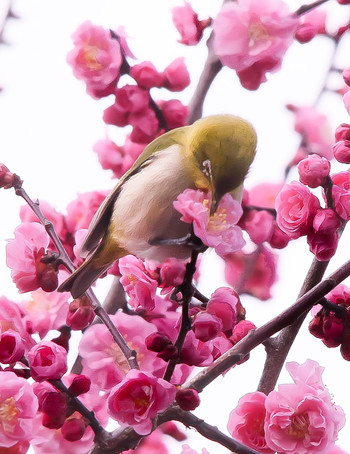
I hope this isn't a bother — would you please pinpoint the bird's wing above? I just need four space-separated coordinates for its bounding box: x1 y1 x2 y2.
80 127 188 257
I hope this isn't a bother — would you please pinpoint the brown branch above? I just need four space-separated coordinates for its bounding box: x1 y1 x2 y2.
184 256 350 393
12 178 138 371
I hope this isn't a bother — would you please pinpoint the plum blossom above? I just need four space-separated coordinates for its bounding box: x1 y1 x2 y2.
174 189 245 257
0 329 25 364
6 222 58 293
213 0 298 89
0 163 22 189
119 255 158 311
228 392 273 454
275 181 320 239
107 369 176 435
172 2 211 45
130 61 165 89
0 371 38 447
27 340 67 382
180 445 209 454
67 21 122 97
297 154 330 188
264 360 345 454
158 99 188 129
162 58 190 91
66 190 108 235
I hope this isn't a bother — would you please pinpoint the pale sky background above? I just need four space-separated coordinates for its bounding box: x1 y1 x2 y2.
0 0 350 453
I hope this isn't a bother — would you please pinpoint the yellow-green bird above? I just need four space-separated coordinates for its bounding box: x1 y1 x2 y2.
58 114 257 298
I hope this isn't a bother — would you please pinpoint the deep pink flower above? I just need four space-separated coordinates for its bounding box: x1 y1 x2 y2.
335 123 350 141
0 371 38 447
66 296 95 331
332 185 350 221
295 9 326 43
0 329 25 363
297 154 330 188
129 108 160 144
172 2 211 45
247 182 284 209
333 140 350 164
264 360 345 454
225 247 277 300
67 21 122 98
213 0 298 89
159 99 188 129
175 388 200 411
307 230 339 261
162 58 190 91
228 391 273 454
27 341 67 382
159 257 186 289
115 85 150 113
119 255 158 311
6 222 57 293
66 190 108 234
192 312 223 342
206 287 240 331
93 138 125 174
79 312 162 390
275 181 320 239
0 163 22 189
343 90 350 115
130 61 165 89
107 369 176 435
242 209 274 244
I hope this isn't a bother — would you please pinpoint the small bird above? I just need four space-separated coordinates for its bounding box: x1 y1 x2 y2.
58 114 257 298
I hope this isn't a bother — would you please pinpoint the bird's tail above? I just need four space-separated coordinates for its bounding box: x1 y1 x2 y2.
58 239 127 299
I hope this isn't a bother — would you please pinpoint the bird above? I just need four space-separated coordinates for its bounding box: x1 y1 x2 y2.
58 114 257 298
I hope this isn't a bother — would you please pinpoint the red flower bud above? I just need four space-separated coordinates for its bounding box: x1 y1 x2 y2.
68 375 91 396
61 418 86 441
175 388 200 411
66 296 95 330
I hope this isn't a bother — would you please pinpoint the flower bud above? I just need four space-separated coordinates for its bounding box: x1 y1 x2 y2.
335 123 350 141
68 375 91 396
0 329 25 363
192 312 223 342
333 140 350 164
61 418 86 441
297 154 330 188
175 388 200 411
66 296 95 330
41 391 67 429
0 163 22 189
27 341 67 382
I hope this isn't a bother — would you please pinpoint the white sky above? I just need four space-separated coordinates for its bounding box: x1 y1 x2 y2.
0 0 350 453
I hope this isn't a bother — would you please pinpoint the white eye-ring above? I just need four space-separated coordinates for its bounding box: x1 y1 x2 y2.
202 159 213 180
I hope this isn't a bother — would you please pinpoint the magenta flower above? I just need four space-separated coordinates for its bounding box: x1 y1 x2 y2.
27 341 67 382
6 222 57 293
119 255 158 311
67 21 122 98
192 312 223 342
298 154 330 188
0 371 38 447
130 61 165 89
65 190 108 234
275 181 320 239
162 58 190 92
264 360 345 454
159 99 188 130
171 2 211 46
107 369 176 435
0 329 25 363
206 287 240 332
228 391 273 454
174 189 245 257
213 0 298 89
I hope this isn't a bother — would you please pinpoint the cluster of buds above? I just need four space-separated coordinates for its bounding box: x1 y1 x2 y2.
309 285 350 361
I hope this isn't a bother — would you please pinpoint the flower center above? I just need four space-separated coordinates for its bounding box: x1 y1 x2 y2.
248 21 269 48
208 208 228 232
0 397 19 431
287 412 310 439
83 46 103 70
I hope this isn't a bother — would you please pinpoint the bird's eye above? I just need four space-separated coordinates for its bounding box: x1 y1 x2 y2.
202 159 213 180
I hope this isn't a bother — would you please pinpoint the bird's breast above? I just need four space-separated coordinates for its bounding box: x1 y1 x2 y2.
110 144 196 262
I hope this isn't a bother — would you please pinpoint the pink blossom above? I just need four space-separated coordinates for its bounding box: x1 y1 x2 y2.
295 9 327 43
275 181 320 239
123 429 170 454
175 388 200 411
174 189 245 257
327 446 348 454
162 58 190 91
27 340 67 382
0 371 38 447
225 247 277 300
213 0 298 89
0 297 34 350
0 163 22 189
247 182 284 209
264 359 345 454
333 140 350 164
129 107 160 144
332 186 350 221
192 312 223 342
242 209 274 244
228 392 273 454
115 85 150 113
307 231 338 261
335 123 350 141
65 190 108 234
79 312 162 390
107 369 176 435
130 61 165 89
291 105 333 159
172 2 211 46
230 320 256 345
93 138 126 175
298 154 330 188
67 21 122 98
119 255 158 311
159 99 188 129
67 296 95 331
343 90 350 115
6 222 58 293
313 209 341 233
206 287 240 331
19 288 68 338
0 329 25 363
159 257 186 289
103 102 129 127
